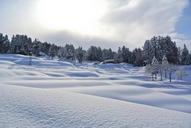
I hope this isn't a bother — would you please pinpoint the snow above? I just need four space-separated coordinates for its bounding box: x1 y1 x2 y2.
0 54 191 127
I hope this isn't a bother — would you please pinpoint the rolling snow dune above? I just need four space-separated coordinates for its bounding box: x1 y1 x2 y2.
0 84 191 128
6 80 111 88
73 85 191 113
0 54 191 127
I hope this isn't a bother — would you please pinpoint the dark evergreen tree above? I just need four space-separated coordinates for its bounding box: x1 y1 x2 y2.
32 39 41 56
87 46 102 61
10 35 32 55
48 44 58 59
143 36 178 64
121 46 132 63
0 33 190 65
64 44 75 60
114 47 123 63
181 44 189 65
102 48 114 60
0 34 10 53
132 48 144 66
76 47 85 63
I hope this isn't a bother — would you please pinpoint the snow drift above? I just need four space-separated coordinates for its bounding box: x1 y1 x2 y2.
0 54 191 128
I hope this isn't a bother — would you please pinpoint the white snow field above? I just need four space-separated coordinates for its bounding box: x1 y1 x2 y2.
0 54 191 128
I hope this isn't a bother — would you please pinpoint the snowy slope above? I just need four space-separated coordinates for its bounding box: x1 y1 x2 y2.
0 54 191 127
1 84 191 128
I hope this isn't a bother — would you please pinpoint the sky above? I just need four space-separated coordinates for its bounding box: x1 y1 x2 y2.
0 0 190 50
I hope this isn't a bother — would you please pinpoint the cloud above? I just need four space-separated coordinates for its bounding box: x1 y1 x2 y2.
100 0 189 48
39 0 189 49
170 33 191 50
39 31 121 51
0 0 189 50
0 0 37 35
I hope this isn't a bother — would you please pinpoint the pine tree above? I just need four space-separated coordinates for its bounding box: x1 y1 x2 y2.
151 56 159 80
0 33 190 66
32 39 41 56
102 48 114 60
76 47 84 63
181 44 189 65
49 45 57 59
87 46 102 62
143 36 178 64
162 55 169 78
0 34 10 53
64 44 75 60
114 47 123 63
122 46 132 63
143 40 152 64
10 35 32 54
132 48 144 66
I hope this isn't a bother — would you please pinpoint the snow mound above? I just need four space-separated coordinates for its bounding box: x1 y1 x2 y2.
0 54 191 127
0 54 74 67
0 84 190 128
65 71 99 77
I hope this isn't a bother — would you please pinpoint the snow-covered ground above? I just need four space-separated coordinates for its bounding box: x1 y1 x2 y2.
0 54 191 128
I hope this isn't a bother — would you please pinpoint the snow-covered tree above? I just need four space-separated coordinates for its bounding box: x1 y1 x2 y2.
58 47 65 59
145 64 153 78
151 56 159 80
0 33 191 66
64 44 75 60
146 55 178 82
76 47 84 63
40 42 51 56
0 34 10 53
143 40 152 64
10 35 32 55
143 36 178 64
132 48 144 66
162 55 169 78
102 48 114 60
87 46 102 62
48 45 58 59
114 47 123 63
146 56 159 80
32 39 41 56
181 44 189 65
122 46 132 63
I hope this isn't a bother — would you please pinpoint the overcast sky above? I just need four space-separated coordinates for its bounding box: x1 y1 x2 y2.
0 0 190 50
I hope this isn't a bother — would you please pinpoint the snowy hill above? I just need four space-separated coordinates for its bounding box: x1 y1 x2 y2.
0 54 191 128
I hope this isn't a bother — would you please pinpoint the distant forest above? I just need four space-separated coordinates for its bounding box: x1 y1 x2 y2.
0 33 191 66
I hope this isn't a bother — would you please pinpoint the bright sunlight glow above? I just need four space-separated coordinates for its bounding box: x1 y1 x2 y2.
127 0 140 8
35 0 109 35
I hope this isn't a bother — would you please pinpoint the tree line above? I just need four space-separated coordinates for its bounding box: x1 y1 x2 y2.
0 33 191 66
